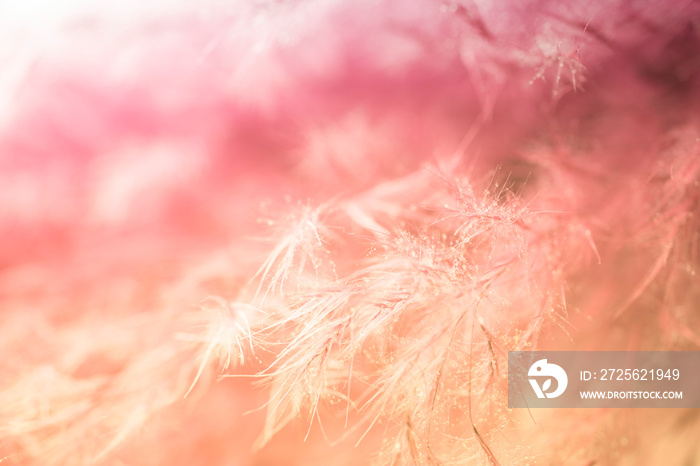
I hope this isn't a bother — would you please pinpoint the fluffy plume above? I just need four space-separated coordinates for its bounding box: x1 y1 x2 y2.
0 0 699 465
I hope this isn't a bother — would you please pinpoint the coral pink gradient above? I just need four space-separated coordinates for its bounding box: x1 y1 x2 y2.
1 0 699 464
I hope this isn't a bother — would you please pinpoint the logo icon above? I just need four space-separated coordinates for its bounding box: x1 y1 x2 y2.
528 359 568 398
